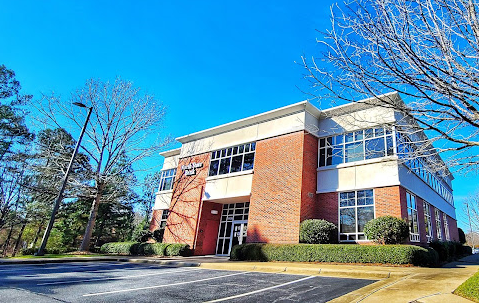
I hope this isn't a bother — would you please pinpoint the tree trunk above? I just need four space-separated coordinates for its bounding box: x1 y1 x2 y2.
31 220 44 248
79 183 104 251
12 221 27 257
2 223 15 257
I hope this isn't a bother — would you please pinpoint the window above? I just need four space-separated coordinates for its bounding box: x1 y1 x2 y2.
396 133 454 206
443 213 450 241
319 127 394 167
216 202 249 255
160 210 169 228
159 168 176 191
209 142 256 177
423 201 433 242
435 208 442 240
407 192 420 242
339 189 375 241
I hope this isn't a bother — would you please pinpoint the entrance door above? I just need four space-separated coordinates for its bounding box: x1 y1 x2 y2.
230 221 248 252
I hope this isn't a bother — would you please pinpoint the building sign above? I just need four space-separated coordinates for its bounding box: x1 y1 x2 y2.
181 162 203 176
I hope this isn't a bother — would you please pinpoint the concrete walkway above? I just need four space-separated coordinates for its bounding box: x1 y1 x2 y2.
1 254 478 302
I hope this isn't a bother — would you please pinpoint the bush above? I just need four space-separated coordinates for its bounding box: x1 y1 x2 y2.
458 228 466 244
135 230 153 243
20 246 74 255
363 216 409 244
100 242 191 257
153 228 165 242
429 240 471 262
231 243 439 267
299 219 338 244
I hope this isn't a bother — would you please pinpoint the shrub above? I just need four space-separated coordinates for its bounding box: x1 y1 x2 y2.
100 242 191 257
135 230 153 243
458 228 466 244
231 243 439 267
429 240 471 262
363 216 409 244
153 228 165 242
299 219 338 244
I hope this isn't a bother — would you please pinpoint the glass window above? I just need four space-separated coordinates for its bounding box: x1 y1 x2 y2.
339 189 375 241
208 142 256 177
424 202 432 242
407 192 420 242
435 208 442 240
159 169 177 191
345 142 363 163
365 137 385 159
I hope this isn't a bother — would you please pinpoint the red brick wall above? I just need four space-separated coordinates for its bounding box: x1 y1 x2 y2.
163 153 210 248
317 192 338 225
300 133 318 222
247 131 304 244
149 209 163 231
375 186 406 218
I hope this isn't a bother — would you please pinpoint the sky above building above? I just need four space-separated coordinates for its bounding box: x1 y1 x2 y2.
0 1 476 231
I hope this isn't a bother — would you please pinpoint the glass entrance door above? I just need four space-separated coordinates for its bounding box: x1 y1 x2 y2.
231 222 248 250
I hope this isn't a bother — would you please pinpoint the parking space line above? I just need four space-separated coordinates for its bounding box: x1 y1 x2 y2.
37 268 199 285
205 275 316 302
82 271 248 297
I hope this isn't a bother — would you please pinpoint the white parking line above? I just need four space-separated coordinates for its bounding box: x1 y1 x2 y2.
205 275 316 302
37 267 199 285
0 262 142 273
83 271 248 297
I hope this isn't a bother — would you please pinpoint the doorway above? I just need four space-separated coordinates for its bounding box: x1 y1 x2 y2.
215 202 249 256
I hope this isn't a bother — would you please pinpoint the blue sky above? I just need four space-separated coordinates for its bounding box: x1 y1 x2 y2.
0 1 476 231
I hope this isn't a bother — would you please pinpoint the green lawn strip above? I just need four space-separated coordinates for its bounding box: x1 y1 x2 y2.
454 270 479 302
5 253 105 259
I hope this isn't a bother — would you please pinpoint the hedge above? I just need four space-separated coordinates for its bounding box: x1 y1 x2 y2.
429 240 472 262
231 243 439 267
100 242 191 257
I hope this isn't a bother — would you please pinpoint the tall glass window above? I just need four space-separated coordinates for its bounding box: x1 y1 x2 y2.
339 189 375 241
407 192 420 242
423 201 433 242
159 168 177 191
443 213 450 240
209 142 255 177
435 208 442 240
319 127 394 167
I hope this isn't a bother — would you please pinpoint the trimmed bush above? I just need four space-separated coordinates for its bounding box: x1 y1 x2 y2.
21 246 74 255
458 228 466 244
100 242 191 257
429 240 471 262
299 219 338 244
363 216 409 244
231 243 439 267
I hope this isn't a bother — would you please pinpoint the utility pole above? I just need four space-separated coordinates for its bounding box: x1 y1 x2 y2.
36 103 92 256
466 203 475 252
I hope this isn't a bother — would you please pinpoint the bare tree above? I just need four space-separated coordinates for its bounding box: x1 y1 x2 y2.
301 0 479 174
38 78 170 251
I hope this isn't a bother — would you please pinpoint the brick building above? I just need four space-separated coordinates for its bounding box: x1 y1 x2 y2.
150 92 458 256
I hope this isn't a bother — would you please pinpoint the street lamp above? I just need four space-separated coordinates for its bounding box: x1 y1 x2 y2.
36 102 93 256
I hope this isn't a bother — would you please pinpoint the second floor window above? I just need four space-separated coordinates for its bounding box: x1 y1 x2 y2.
209 142 256 177
319 127 394 167
159 168 176 191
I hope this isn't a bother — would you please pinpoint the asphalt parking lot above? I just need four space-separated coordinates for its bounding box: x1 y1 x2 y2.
0 262 375 302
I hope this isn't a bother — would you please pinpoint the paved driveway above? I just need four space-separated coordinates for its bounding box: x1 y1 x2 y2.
0 262 375 302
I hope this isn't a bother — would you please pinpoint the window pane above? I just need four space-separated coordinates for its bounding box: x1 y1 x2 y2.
251 142 256 151
375 128 384 136
243 153 255 171
365 138 385 159
345 142 364 162
345 132 354 143
365 128 374 139
239 145 244 153
326 147 332 166
319 148 325 167
334 134 344 145
232 146 238 155
230 155 243 173
332 147 343 165
340 208 356 233
386 135 394 156
209 160 219 176
227 148 232 156
244 144 250 152
319 138 325 148
355 130 364 140
219 158 231 175
357 206 374 232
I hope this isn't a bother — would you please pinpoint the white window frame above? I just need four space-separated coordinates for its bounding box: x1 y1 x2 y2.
338 189 375 242
435 208 443 240
423 201 433 243
208 142 256 177
407 192 420 242
158 168 177 192
443 213 450 241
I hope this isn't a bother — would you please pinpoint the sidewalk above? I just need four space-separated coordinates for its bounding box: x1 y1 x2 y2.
1 254 478 302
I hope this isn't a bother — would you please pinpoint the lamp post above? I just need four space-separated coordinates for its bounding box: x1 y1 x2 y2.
36 102 93 256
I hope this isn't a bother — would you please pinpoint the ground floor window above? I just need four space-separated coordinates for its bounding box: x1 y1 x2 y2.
339 189 374 241
435 208 442 240
407 192 420 242
443 213 450 240
216 202 249 255
159 209 169 228
423 201 432 242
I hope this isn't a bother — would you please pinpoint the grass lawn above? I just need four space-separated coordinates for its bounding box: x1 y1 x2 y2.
454 270 479 302
5 253 104 259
